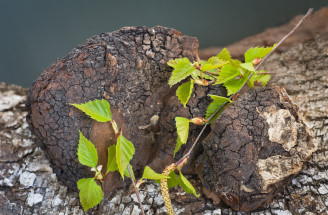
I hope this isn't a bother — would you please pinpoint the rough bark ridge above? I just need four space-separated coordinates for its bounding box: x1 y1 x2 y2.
26 26 225 192
196 87 316 212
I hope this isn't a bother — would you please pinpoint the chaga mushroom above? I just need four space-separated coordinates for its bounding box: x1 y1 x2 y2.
26 26 225 192
196 86 317 212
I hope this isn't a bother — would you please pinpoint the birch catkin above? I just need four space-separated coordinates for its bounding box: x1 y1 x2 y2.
160 163 176 215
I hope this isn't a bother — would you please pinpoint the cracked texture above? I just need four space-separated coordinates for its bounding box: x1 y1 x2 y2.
26 26 226 193
196 87 317 212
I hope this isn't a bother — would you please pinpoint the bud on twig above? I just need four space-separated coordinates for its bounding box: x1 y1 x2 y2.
189 117 207 125
194 79 208 86
95 171 103 180
176 157 189 172
136 179 145 189
252 58 261 65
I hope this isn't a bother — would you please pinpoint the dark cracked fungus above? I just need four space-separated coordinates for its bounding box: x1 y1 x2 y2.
196 86 317 212
26 26 225 194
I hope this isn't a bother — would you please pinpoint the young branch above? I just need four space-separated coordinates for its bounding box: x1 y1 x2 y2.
176 8 313 166
127 165 145 215
255 8 313 70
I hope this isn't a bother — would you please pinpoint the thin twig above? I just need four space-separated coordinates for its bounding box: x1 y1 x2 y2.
203 71 217 85
203 70 220 76
127 165 145 215
255 8 313 70
176 8 313 165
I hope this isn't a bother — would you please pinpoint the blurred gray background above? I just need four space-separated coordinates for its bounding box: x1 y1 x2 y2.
0 0 327 87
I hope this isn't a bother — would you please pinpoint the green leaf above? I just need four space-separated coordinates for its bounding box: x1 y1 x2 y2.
178 172 200 197
77 178 103 212
174 117 190 156
240 62 255 72
248 72 271 88
231 59 242 68
174 136 184 157
223 71 250 96
154 171 179 189
214 64 241 85
71 99 112 122
216 48 241 68
202 57 227 71
168 58 195 87
77 131 98 168
116 134 135 179
175 117 190 143
106 145 118 174
176 79 194 107
167 171 179 188
244 45 275 63
216 48 232 62
124 163 135 180
167 58 190 68
205 95 232 120
142 166 169 180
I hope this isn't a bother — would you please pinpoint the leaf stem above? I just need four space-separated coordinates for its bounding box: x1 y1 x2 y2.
127 164 145 215
203 70 219 76
176 8 313 166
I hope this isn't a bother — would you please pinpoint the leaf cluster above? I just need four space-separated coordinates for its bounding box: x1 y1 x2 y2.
71 99 135 211
168 46 275 108
168 45 275 158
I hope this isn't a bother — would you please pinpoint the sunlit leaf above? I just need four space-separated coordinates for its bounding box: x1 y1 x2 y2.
223 71 251 95
174 117 190 156
240 62 255 72
142 166 169 180
214 64 241 85
174 136 184 157
106 145 118 174
176 79 194 107
77 178 103 212
202 57 227 71
205 95 232 119
77 131 98 168
168 58 195 87
216 48 232 62
71 99 112 122
248 72 271 88
167 171 179 188
116 134 135 179
244 45 276 63
154 171 179 189
178 172 200 197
